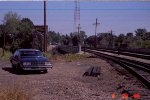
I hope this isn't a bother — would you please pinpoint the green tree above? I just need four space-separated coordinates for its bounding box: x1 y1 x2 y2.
126 33 133 38
71 33 78 46
125 33 134 47
48 31 61 44
19 18 34 33
2 12 21 51
3 11 20 38
116 34 125 44
2 12 35 52
135 29 147 38
70 31 86 46
0 24 5 47
142 32 150 41
18 18 34 48
97 33 114 48
134 29 149 48
61 34 70 45
79 31 87 45
86 35 95 47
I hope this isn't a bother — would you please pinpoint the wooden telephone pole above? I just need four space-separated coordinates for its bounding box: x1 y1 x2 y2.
108 30 115 48
77 24 81 53
93 18 100 48
2 29 5 56
44 0 47 52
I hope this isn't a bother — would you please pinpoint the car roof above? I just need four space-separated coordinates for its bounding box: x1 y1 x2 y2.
18 49 40 52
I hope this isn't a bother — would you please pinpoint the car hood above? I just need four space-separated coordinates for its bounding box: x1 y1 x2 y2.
21 56 49 62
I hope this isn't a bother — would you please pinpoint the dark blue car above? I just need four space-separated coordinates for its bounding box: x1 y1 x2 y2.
10 49 52 73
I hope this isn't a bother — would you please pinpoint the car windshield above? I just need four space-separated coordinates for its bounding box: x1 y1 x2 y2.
20 51 43 57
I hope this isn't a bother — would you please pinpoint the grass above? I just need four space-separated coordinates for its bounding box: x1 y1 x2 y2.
44 51 88 62
43 52 61 61
62 53 88 62
0 48 88 61
0 48 12 60
0 85 32 100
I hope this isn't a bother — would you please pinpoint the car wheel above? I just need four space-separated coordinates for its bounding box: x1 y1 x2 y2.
16 64 24 74
12 64 16 69
43 70 48 73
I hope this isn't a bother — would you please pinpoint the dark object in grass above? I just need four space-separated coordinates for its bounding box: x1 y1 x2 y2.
83 66 101 77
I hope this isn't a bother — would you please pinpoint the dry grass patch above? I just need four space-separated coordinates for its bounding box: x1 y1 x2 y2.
0 48 12 60
44 51 89 62
62 53 88 62
0 86 32 100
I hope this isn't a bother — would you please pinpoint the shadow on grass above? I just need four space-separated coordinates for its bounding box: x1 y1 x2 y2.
2 67 47 75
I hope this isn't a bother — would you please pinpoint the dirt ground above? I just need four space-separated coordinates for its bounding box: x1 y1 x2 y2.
0 55 148 100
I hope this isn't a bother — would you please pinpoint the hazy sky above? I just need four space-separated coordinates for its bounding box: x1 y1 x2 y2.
0 1 150 36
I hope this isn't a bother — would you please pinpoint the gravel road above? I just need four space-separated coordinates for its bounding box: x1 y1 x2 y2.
0 57 148 100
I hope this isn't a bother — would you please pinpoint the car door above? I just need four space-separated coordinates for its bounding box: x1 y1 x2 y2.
12 50 20 66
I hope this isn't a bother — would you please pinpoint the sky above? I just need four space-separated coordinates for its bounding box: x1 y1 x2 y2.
0 1 150 36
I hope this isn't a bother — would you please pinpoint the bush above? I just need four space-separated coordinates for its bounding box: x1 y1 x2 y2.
142 40 150 48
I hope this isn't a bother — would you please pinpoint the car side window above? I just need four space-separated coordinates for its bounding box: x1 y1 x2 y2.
17 51 20 56
14 51 19 56
14 51 17 56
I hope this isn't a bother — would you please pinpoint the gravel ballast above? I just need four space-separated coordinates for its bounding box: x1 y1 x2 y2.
0 56 148 100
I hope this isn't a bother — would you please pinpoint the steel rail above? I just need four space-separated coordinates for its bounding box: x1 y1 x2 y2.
85 49 150 89
85 48 150 69
85 47 150 60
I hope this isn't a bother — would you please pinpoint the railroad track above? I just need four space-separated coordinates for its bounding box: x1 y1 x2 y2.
85 49 150 89
85 48 150 60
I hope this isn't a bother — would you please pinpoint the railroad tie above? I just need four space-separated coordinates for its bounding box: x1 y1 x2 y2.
92 66 101 77
83 66 101 77
83 66 94 76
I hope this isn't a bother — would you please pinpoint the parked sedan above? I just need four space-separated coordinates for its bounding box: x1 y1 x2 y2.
10 49 52 73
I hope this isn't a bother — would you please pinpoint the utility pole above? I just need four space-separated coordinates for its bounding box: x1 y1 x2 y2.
93 18 100 48
77 24 81 53
74 0 81 53
74 0 80 34
44 0 47 52
2 29 5 56
108 30 114 48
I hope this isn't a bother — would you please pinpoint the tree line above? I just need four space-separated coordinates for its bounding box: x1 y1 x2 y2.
48 31 86 46
94 29 150 49
0 12 49 52
0 12 150 54
0 12 35 53
48 29 150 49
